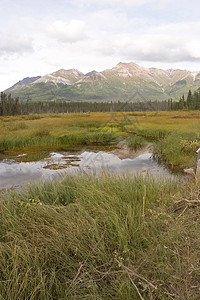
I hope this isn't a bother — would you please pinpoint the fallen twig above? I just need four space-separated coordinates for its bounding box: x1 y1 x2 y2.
128 273 144 300
65 230 106 294
115 258 157 290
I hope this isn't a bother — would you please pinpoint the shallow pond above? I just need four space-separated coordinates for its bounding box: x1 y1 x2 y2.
0 149 177 189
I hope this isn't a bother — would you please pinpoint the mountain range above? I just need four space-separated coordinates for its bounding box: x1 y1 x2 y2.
5 62 200 102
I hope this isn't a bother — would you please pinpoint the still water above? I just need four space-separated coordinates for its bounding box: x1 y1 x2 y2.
0 150 175 189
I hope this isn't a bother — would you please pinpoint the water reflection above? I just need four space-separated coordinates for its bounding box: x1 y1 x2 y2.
0 150 175 189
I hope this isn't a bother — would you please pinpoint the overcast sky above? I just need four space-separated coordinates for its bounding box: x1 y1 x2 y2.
1 0 200 90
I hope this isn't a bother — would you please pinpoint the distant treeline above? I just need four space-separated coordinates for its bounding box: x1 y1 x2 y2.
172 89 200 110
0 90 200 116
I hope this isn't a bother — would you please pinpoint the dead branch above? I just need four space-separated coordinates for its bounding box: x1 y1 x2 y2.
128 273 144 300
115 258 157 290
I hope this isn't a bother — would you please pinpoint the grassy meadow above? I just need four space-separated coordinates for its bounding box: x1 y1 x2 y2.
0 110 200 299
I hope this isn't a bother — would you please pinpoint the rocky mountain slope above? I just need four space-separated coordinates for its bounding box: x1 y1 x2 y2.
6 76 41 92
5 62 200 102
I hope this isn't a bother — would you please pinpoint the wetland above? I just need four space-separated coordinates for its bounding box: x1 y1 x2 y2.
0 111 199 299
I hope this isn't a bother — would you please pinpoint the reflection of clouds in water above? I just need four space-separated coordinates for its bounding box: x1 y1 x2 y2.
133 153 152 160
0 160 44 188
80 152 157 174
79 151 121 169
0 151 173 189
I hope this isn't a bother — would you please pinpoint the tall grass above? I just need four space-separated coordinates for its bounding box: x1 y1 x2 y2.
0 131 118 152
138 128 171 140
0 174 199 299
154 131 199 170
127 136 146 151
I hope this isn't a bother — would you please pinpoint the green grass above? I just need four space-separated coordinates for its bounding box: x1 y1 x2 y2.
154 131 200 170
138 128 171 140
127 136 146 151
0 131 118 153
0 174 199 299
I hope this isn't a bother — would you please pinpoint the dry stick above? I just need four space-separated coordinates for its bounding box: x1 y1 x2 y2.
185 243 190 300
128 273 144 300
94 264 157 291
142 185 146 221
94 267 158 299
93 265 114 282
170 284 184 299
162 288 176 300
166 227 182 273
148 285 154 300
184 234 191 300
66 230 106 294
177 206 187 219
175 198 200 206
71 262 85 284
116 259 157 290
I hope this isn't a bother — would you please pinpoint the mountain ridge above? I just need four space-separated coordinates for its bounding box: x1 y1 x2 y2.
5 62 200 102
6 76 41 92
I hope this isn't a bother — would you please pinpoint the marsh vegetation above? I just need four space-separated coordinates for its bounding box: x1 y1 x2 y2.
0 111 200 170
0 174 199 299
0 111 200 299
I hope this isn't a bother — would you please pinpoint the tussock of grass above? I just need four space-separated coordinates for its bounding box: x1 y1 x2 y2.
0 135 58 152
0 174 199 299
26 114 42 120
127 136 146 151
33 128 50 137
138 128 171 140
154 132 199 170
6 121 28 131
0 132 118 153
58 132 118 147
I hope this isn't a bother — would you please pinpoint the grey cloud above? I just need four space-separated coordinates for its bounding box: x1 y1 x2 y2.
74 0 173 7
124 51 200 63
93 23 200 63
0 33 33 57
117 44 200 63
48 20 86 43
